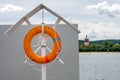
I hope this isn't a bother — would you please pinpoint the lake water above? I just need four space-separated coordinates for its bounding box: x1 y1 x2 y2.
79 52 120 80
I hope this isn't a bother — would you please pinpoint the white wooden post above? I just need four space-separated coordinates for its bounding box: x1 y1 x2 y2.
40 34 46 80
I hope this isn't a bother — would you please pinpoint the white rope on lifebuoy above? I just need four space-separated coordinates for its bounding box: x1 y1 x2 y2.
24 26 61 64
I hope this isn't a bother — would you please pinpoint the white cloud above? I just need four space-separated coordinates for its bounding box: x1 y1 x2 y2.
86 1 120 17
66 17 120 40
0 1 119 41
0 4 23 13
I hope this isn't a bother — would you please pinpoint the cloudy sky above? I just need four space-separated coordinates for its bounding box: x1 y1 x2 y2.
0 0 120 40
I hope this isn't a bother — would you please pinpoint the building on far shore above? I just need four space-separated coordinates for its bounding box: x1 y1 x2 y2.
84 35 89 46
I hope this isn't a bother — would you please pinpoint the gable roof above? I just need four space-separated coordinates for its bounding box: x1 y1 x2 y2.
4 4 80 35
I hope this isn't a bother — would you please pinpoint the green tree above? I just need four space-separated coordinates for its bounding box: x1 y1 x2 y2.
111 44 120 51
79 40 120 52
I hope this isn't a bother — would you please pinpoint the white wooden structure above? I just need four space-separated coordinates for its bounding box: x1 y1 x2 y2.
4 4 80 35
4 4 80 80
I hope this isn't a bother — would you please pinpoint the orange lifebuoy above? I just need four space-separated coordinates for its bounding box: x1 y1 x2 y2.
24 26 61 64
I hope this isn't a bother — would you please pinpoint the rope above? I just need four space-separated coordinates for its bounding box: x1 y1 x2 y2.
23 54 56 71
23 32 62 71
54 28 61 54
32 41 40 47
23 29 58 71
23 9 63 70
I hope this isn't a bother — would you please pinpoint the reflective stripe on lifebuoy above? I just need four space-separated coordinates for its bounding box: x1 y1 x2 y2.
24 26 61 64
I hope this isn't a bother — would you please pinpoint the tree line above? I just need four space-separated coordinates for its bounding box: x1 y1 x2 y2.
79 41 120 52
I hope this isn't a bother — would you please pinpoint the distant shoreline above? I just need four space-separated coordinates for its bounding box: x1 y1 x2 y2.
80 52 120 54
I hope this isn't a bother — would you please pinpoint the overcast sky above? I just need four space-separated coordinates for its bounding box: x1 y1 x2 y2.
0 0 120 40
